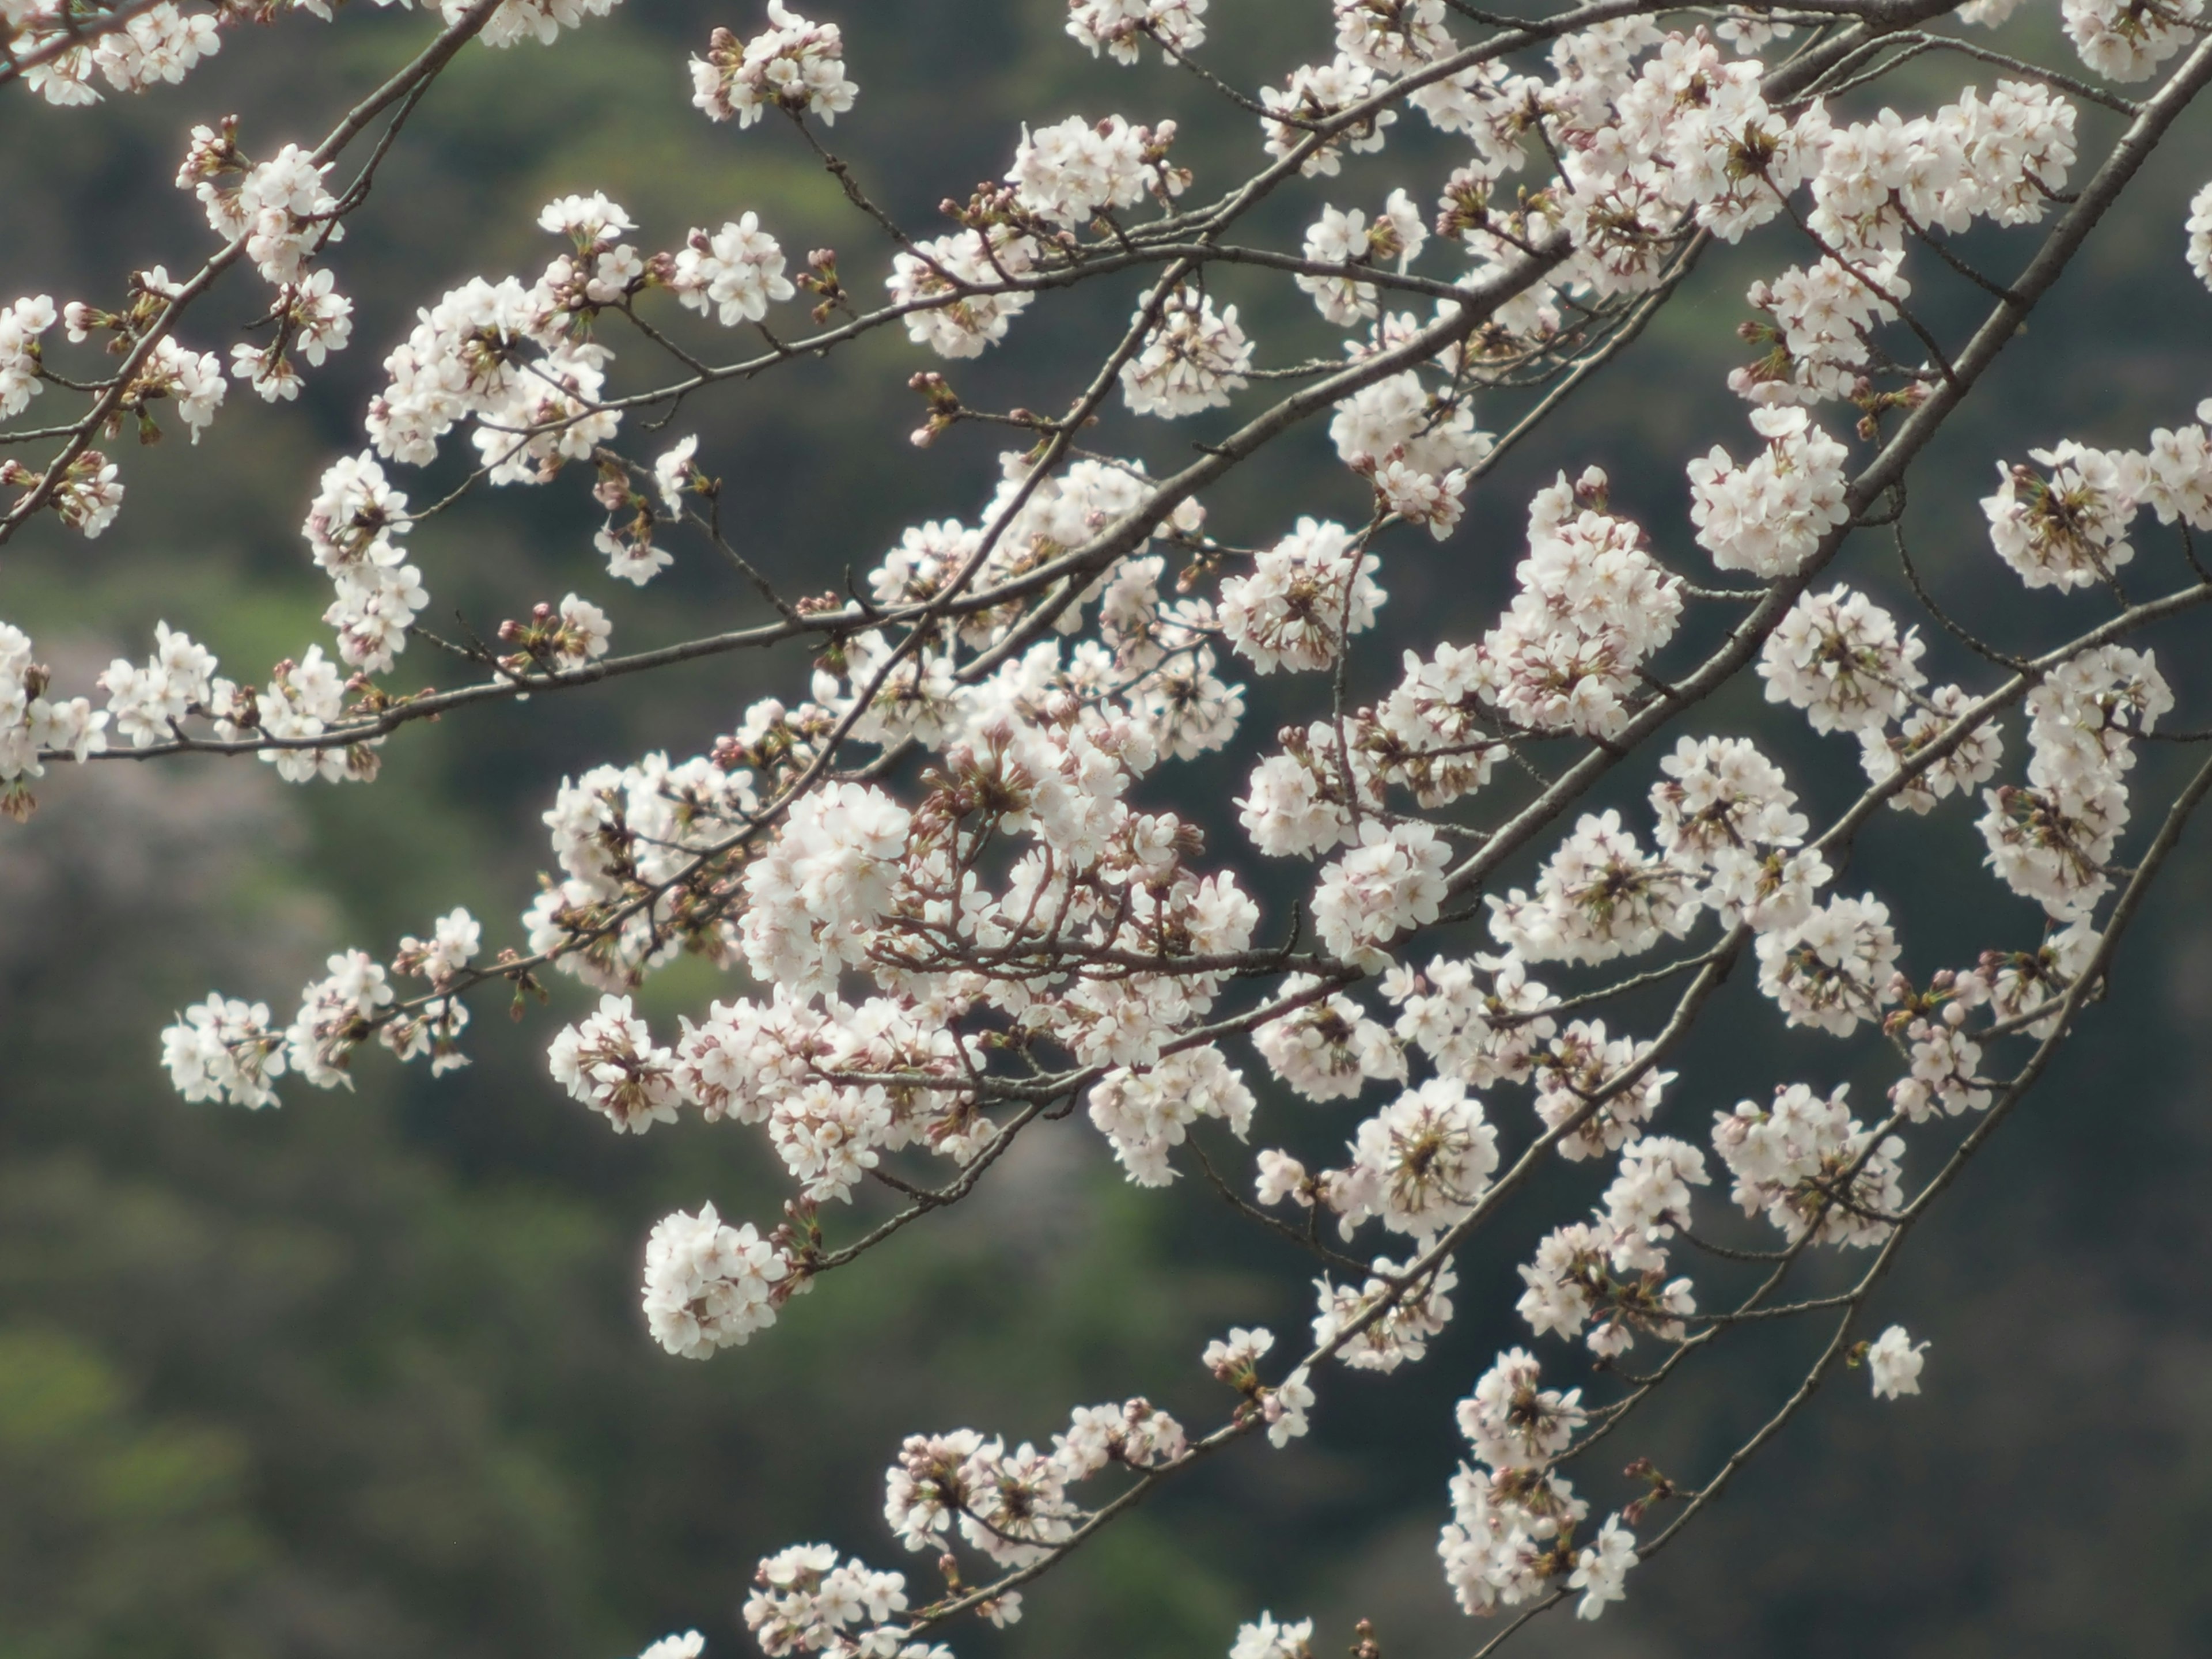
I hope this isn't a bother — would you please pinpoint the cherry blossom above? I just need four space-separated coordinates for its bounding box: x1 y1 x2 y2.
1865 1324 1930 1399
25 1 2212 1648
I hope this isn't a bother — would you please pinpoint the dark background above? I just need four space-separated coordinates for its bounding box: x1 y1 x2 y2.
2 5 2210 1657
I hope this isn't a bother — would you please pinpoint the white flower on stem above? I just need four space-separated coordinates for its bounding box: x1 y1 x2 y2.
1600 1135 1710 1271
1203 1324 1275 1383
672 214 796 325
1456 1347 1583 1471
1229 1613 1313 1659
538 191 635 246
1712 1082 1904 1248
1087 1044 1255 1186
768 1080 895 1202
1251 975 1404 1102
285 950 395 1090
1219 517 1383 674
1384 953 1553 1090
1486 809 1697 968
548 993 680 1134
236 144 342 287
1755 893 1902 1036
1311 820 1449 968
1007 113 1182 228
99 622 218 748
1531 1018 1673 1163
1312 1257 1457 1372
1758 585 1926 736
1983 442 2141 591
1515 1222 1606 1341
1262 56 1396 179
1066 0 1207 64
1437 1457 1589 1613
690 5 858 127
1335 1077 1498 1240
2062 0 2199 82
1264 1367 1314 1447
956 1438 1078 1566
1651 734 1806 865
1255 1149 1314 1209
1865 1323 1929 1398
743 1544 908 1657
2135 410 2212 528
1567 1516 1638 1619
92 2 221 91
886 227 1040 359
1688 405 1850 577
642 1202 788 1358
1293 203 1381 324
654 434 699 515
1052 1397 1186 1479
555 594 613 666
0 294 56 421
1120 286 1251 417
162 994 287 1108
1374 459 1466 540
1858 685 2003 813
1330 372 1491 480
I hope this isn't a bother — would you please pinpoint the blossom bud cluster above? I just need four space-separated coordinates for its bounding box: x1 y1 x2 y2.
1066 0 1205 64
1979 645 2171 921
1120 285 1251 417
2062 0 2203 82
643 1203 791 1359
1219 516 1384 675
1688 406 1851 575
0 622 105 798
0 295 55 420
1253 1070 1497 1247
742 1543 916 1659
1437 1346 1637 1620
1983 404 2212 592
1009 113 1185 228
690 3 857 128
18 1 221 106
1713 1082 1903 1247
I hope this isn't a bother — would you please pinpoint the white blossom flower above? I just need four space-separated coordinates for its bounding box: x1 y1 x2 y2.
1865 1323 1929 1398
1230 1613 1313 1659
1218 518 1383 674
643 1202 789 1358
1567 1517 1638 1619
672 214 796 325
691 5 858 127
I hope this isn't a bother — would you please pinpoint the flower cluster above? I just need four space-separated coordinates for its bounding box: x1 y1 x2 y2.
1008 113 1184 228
1689 406 1851 576
1066 0 1206 64
1713 1082 1903 1247
1120 285 1251 417
0 295 55 420
690 3 857 127
1438 1347 1636 1620
643 1203 792 1358
1759 585 1926 736
1219 517 1384 675
0 622 105 804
